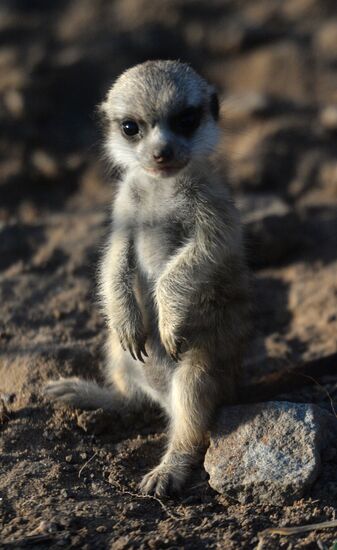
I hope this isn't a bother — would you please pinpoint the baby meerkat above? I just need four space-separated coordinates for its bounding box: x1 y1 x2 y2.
45 60 251 497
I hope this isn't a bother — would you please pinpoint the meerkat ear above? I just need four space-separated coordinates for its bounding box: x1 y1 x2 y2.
96 99 110 129
97 100 109 118
209 89 220 121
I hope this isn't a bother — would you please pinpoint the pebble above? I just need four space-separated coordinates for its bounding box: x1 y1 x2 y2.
320 105 337 132
204 401 334 504
314 21 337 61
31 150 59 179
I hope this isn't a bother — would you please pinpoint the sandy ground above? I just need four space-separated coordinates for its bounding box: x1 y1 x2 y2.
1 1 337 548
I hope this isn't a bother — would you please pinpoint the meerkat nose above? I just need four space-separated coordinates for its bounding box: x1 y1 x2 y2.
153 145 174 164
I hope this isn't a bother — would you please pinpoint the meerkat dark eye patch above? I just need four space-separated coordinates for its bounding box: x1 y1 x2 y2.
169 106 203 137
121 119 140 138
210 92 219 121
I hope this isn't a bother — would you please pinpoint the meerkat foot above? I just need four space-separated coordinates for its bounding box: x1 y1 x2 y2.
139 455 189 497
44 377 120 411
140 465 184 497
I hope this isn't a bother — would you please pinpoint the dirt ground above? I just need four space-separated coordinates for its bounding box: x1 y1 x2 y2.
1 0 337 548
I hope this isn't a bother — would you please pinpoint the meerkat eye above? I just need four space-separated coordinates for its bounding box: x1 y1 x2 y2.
169 106 203 137
121 120 140 137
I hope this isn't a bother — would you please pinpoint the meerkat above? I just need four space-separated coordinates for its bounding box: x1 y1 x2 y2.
45 60 251 497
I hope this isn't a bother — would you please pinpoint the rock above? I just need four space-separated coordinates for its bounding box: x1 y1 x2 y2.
221 93 272 123
222 42 309 102
238 193 300 267
320 105 337 132
204 401 333 504
204 20 247 55
96 525 107 533
314 20 337 62
31 150 59 179
287 262 337 358
282 0 319 19
3 88 24 118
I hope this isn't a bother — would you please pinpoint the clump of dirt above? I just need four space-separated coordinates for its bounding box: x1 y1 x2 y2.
1 1 337 548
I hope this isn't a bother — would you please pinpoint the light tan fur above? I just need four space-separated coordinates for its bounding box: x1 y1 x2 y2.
45 60 251 497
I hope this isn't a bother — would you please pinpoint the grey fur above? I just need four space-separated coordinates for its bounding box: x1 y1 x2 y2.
45 60 251 497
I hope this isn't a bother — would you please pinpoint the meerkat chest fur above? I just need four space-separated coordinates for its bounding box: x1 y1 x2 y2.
126 173 192 280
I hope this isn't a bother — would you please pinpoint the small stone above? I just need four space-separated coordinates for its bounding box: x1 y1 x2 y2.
60 489 68 498
96 525 107 533
205 21 246 54
320 105 337 132
30 520 59 535
65 455 73 463
111 537 131 550
31 150 59 179
221 93 271 122
3 89 24 118
204 401 332 504
314 20 337 62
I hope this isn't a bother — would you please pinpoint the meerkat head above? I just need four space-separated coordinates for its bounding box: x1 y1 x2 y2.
100 60 220 178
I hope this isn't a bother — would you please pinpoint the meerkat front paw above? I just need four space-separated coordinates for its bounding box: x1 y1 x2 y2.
158 321 184 362
117 320 148 363
139 462 186 497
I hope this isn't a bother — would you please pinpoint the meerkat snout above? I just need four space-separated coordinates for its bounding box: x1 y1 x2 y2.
152 144 174 164
100 60 220 177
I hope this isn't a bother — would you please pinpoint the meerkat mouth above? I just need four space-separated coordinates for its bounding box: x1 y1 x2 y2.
144 163 188 177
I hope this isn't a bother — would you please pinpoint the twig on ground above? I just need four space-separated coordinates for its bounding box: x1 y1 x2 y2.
256 519 337 549
109 479 184 521
78 451 98 478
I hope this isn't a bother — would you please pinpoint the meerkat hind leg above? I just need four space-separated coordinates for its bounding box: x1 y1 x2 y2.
140 352 222 497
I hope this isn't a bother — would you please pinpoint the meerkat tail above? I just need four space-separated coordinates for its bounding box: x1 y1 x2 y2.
44 377 122 411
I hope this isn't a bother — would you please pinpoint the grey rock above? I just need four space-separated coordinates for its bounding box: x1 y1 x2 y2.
204 401 333 504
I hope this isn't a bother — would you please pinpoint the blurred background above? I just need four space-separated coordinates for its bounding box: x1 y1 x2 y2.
1 1 337 547
2 0 337 218
0 0 337 396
